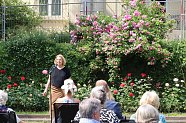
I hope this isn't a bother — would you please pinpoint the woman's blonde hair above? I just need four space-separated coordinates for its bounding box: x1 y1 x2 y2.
54 54 66 66
96 80 115 100
140 90 160 109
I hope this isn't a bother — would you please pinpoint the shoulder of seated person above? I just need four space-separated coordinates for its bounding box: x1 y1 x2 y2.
55 98 64 103
7 108 14 111
106 100 118 105
74 98 80 103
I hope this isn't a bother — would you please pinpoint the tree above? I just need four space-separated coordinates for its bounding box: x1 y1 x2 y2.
0 0 42 40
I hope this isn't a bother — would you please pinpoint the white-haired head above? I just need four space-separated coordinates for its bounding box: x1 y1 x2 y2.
140 90 160 109
90 86 106 105
136 104 159 123
0 90 8 105
61 78 77 95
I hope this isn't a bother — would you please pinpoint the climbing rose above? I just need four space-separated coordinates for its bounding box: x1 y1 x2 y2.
120 83 125 87
42 70 48 75
129 92 134 97
127 73 132 77
21 76 25 81
113 90 118 95
0 70 6 74
123 77 128 81
130 82 135 86
7 84 12 89
7 76 12 81
13 83 18 87
141 73 147 77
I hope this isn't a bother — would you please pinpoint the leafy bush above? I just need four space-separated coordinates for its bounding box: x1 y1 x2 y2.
69 0 185 113
0 29 58 111
0 0 42 39
49 32 70 43
70 0 175 84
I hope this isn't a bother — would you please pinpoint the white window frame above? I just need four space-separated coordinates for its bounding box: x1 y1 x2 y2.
39 0 62 16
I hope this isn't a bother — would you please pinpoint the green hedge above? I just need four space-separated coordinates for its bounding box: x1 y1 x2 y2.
0 30 185 112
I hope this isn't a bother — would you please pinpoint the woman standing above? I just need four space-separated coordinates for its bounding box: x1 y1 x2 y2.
43 54 71 119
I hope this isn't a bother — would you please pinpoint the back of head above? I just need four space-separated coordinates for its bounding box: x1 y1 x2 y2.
90 86 106 104
136 104 159 123
0 90 8 105
79 98 101 119
140 91 160 109
95 80 115 100
61 79 77 95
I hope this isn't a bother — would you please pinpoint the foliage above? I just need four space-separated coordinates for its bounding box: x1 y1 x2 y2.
0 30 58 111
0 0 185 113
161 78 186 112
0 0 42 39
49 32 71 43
69 0 185 113
75 83 92 101
56 42 93 85
70 0 175 85
160 40 186 82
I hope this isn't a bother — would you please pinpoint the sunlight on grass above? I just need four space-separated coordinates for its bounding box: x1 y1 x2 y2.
17 111 49 115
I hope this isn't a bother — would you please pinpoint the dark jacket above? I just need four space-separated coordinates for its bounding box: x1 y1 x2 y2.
104 100 126 120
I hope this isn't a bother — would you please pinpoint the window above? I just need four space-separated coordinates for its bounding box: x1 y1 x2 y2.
39 0 48 16
39 0 61 16
81 0 105 15
153 0 166 6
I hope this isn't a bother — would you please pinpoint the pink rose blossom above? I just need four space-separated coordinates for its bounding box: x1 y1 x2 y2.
42 70 48 75
124 14 132 21
133 10 141 16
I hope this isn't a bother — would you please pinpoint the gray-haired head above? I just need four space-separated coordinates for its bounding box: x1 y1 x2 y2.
0 90 8 105
90 86 106 105
136 104 159 123
140 90 160 109
79 98 101 119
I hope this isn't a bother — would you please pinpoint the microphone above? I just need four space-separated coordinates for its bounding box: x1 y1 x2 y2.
49 64 56 74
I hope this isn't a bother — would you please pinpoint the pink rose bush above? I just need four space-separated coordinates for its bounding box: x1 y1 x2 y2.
70 0 174 84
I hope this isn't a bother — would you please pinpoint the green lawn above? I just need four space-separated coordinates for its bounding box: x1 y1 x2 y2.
17 111 186 116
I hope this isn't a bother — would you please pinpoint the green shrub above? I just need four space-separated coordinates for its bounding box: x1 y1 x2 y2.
49 32 70 43
0 29 59 111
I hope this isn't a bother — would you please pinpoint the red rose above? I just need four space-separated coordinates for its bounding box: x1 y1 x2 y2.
141 73 147 77
0 70 6 74
130 82 135 86
120 83 125 87
123 77 128 81
21 76 25 81
156 82 160 88
7 84 12 89
13 82 18 87
113 90 118 95
7 76 12 81
129 92 134 97
127 73 132 77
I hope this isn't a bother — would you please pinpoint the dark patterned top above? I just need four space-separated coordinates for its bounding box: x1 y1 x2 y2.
74 108 120 123
50 66 71 88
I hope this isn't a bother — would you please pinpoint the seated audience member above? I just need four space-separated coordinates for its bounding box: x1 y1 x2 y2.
55 79 80 123
96 80 126 120
130 91 166 123
79 98 101 123
136 104 159 123
74 86 120 123
55 78 80 103
0 90 25 123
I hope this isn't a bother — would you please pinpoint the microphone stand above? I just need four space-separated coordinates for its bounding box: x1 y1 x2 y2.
49 64 55 123
50 74 53 123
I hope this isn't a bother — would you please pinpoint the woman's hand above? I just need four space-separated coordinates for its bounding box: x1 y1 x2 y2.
42 91 47 96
